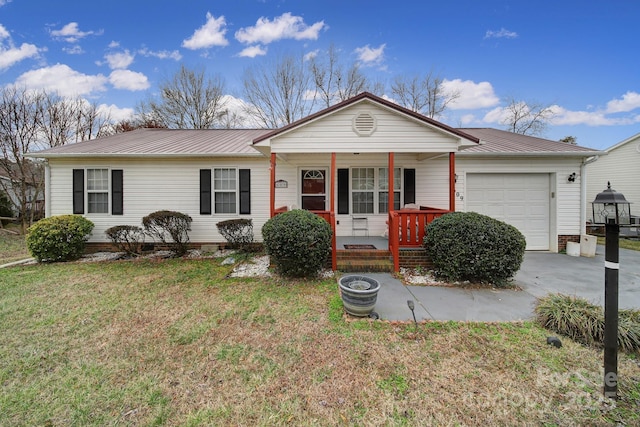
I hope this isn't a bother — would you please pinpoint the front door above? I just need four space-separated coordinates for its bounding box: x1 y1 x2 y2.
301 169 327 210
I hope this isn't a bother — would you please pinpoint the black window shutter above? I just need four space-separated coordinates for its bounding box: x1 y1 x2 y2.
239 169 251 214
404 169 416 205
111 170 123 215
200 169 212 215
72 169 84 214
337 168 349 214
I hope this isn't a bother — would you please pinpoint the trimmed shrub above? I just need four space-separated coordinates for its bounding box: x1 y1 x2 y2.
423 212 525 286
535 294 640 353
262 210 332 278
26 215 94 262
142 210 192 256
216 218 254 251
105 225 145 256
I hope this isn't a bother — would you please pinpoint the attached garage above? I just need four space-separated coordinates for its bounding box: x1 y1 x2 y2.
466 173 550 250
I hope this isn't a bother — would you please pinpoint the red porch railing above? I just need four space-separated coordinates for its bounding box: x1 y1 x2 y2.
388 207 451 271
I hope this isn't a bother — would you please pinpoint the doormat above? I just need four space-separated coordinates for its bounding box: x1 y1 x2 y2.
344 244 377 250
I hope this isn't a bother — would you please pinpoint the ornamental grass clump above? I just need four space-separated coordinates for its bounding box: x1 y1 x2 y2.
26 215 94 262
535 293 640 353
262 209 332 278
423 212 526 287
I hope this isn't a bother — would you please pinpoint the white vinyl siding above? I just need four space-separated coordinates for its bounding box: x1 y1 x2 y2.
267 102 465 154
47 157 269 243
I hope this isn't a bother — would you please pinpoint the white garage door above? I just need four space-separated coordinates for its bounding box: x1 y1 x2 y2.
466 173 550 250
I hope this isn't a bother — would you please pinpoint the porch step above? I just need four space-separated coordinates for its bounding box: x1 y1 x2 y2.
336 250 394 272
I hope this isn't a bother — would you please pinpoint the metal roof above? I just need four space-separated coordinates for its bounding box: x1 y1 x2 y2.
457 128 604 156
28 128 271 158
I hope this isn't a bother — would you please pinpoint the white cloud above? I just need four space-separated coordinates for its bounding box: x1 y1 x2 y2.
182 12 228 50
104 50 134 70
62 45 84 55
606 91 640 114
98 103 135 122
0 42 39 69
0 0 12 6
108 41 120 49
50 22 102 43
235 12 326 45
354 43 385 66
15 64 108 97
482 106 510 124
238 45 267 58
459 114 477 125
0 23 9 39
443 79 500 110
304 49 319 61
219 94 264 128
109 69 149 91
138 47 182 61
484 28 518 39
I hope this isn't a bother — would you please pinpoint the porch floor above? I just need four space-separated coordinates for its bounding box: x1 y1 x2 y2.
336 236 389 250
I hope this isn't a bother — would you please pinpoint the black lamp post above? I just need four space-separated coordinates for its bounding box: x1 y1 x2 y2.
591 181 632 400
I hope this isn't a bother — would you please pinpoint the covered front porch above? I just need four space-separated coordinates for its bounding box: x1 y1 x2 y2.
252 92 479 271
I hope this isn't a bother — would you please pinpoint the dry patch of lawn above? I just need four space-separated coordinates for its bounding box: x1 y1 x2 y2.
1 258 639 426
0 228 29 265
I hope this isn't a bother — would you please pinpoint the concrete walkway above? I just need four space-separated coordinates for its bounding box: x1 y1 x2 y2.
364 245 640 322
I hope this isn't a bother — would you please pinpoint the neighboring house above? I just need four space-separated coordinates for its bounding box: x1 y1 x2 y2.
0 161 44 219
586 132 640 218
28 92 603 269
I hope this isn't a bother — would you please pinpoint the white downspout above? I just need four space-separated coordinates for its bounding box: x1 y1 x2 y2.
44 161 51 218
581 155 599 234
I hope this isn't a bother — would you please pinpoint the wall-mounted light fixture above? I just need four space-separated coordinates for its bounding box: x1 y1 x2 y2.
454 174 458 183
568 172 576 183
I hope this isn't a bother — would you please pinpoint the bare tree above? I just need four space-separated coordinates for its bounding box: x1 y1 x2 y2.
309 44 370 108
73 100 112 142
0 87 45 230
391 71 459 118
138 64 227 129
501 97 555 136
242 53 316 128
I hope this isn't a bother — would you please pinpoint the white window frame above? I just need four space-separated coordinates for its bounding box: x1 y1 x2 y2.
213 167 237 214
86 168 110 214
350 167 403 214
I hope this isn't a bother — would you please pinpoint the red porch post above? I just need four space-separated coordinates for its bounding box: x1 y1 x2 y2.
449 152 456 212
270 152 276 217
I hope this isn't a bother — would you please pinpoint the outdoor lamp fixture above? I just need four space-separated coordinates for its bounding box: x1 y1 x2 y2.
567 172 576 183
591 181 632 400
407 300 418 329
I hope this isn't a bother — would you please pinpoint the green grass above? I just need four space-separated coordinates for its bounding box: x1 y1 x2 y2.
1 249 639 425
0 228 29 264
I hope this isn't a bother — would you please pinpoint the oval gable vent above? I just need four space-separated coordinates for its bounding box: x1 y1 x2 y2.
353 112 377 136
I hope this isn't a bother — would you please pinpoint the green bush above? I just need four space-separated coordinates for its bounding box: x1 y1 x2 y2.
535 294 640 353
262 210 332 278
423 212 526 286
26 215 94 262
142 210 192 256
105 225 145 256
216 218 254 251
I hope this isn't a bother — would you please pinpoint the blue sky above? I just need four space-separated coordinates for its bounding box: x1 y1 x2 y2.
1 0 639 150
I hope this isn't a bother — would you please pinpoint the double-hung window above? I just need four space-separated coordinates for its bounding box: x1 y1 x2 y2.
351 167 375 214
214 168 237 214
87 169 109 213
378 167 402 213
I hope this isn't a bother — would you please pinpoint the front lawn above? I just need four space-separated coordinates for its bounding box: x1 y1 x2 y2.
0 228 29 265
1 258 639 425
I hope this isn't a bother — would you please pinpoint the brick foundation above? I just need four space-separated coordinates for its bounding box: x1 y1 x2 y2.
557 235 580 252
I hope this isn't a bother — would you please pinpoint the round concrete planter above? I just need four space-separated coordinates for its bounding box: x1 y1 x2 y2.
338 275 380 317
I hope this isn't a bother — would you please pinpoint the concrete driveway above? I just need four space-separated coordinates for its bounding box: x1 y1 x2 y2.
369 245 640 322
